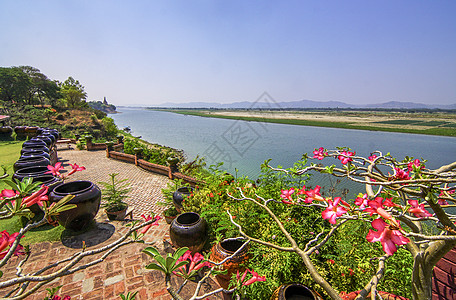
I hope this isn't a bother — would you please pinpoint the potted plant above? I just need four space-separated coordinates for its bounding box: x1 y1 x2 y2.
163 206 178 224
98 173 130 221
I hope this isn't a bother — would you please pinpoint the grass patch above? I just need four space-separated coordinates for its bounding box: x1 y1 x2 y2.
374 119 423 125
417 121 450 126
442 123 456 128
0 215 65 245
0 141 23 190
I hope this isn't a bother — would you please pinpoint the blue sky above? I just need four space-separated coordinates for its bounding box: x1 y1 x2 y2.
1 1 455 106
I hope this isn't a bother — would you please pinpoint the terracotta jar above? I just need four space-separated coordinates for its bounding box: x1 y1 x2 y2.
210 239 250 289
49 181 101 231
170 212 207 253
271 283 323 300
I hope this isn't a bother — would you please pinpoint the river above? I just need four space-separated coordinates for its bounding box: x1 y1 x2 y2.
111 107 456 196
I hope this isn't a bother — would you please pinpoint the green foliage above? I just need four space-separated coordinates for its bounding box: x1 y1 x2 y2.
98 173 130 212
102 117 118 138
119 291 138 300
123 138 182 166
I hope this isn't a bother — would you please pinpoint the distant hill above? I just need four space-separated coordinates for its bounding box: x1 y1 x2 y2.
155 99 456 110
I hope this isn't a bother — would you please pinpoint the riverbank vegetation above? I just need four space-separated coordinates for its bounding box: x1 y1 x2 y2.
156 108 456 137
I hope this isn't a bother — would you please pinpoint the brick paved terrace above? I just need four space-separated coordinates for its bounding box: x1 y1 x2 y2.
1 147 222 300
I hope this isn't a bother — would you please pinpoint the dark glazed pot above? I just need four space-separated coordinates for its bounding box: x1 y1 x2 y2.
172 187 194 213
13 165 50 182
21 146 50 154
49 181 101 231
271 283 323 300
32 175 62 191
0 126 13 133
21 150 51 161
13 157 51 172
170 212 207 254
23 140 48 148
210 239 250 289
35 135 52 148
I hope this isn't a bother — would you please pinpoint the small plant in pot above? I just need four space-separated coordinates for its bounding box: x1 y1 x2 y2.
163 206 178 224
99 173 130 221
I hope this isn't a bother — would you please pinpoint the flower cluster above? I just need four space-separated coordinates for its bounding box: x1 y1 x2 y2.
46 162 86 180
173 250 211 278
0 230 25 259
235 268 266 286
139 214 161 235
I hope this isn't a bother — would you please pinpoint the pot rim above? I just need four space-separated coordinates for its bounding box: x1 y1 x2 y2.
53 180 94 195
15 165 50 175
175 212 201 226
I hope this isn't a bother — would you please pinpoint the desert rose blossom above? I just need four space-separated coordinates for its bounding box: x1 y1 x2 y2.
312 147 328 160
338 150 355 165
0 231 25 259
408 200 433 218
303 185 324 204
45 162 65 177
280 188 295 204
407 159 424 172
322 197 348 224
22 185 49 207
366 218 410 256
239 269 266 286
68 163 86 176
139 215 161 234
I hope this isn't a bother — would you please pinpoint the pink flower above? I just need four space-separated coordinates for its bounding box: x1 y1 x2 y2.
322 197 347 224
355 194 369 210
303 186 323 203
312 147 328 160
328 259 335 264
0 231 25 259
139 215 161 234
0 189 19 198
338 150 355 165
368 154 378 162
280 188 295 204
45 162 65 177
240 269 266 286
407 159 424 172
392 168 411 181
408 200 433 218
363 197 394 221
438 190 454 205
22 185 49 207
68 163 86 176
366 218 409 256
174 250 211 276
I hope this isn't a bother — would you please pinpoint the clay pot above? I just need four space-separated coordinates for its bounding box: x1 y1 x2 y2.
13 157 51 172
271 283 323 300
210 239 250 290
49 181 101 231
105 206 128 221
170 212 207 253
21 145 50 153
172 187 194 213
13 165 50 182
0 126 13 133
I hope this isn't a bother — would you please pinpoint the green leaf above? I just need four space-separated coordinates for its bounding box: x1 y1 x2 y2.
143 246 160 257
173 247 189 259
172 260 189 272
145 263 166 273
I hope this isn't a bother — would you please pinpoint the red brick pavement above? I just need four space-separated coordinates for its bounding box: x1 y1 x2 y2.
1 148 222 300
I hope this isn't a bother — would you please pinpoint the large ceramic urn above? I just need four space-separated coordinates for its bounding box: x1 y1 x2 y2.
170 212 207 254
210 239 250 290
49 181 101 231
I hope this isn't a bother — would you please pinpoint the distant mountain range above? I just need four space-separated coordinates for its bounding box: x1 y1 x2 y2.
152 100 456 110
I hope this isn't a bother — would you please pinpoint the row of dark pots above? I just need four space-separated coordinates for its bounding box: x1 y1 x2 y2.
10 128 101 231
14 128 60 172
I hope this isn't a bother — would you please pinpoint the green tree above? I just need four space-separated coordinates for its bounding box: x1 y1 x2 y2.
19 66 60 105
59 77 87 108
0 67 31 103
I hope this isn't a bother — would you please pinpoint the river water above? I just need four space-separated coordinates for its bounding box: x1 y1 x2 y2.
111 107 456 196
